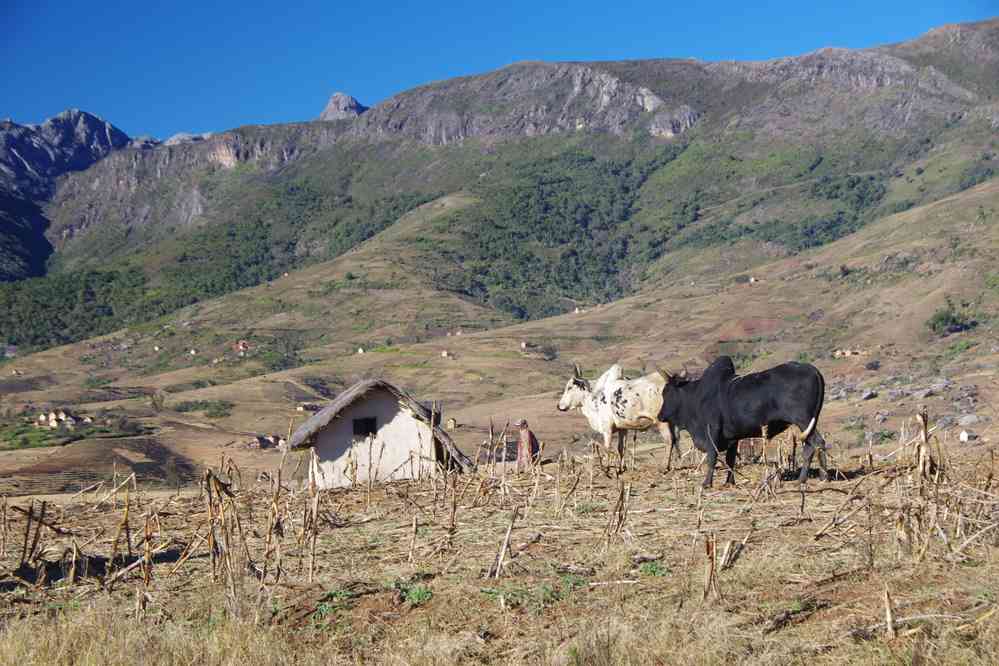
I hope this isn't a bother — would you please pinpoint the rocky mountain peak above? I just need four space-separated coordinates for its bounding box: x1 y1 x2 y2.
35 109 130 163
319 92 368 121
0 109 130 199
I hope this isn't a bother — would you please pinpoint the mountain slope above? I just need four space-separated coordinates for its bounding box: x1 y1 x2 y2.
1 18 997 351
3 178 998 496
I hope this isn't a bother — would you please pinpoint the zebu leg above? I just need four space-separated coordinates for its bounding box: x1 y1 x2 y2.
598 431 614 478
703 446 717 488
724 444 738 486
657 421 677 471
809 430 830 481
617 430 626 473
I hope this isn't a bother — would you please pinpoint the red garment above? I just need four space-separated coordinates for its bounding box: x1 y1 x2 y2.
517 427 540 469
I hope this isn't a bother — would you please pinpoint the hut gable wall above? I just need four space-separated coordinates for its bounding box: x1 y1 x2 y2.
311 388 434 488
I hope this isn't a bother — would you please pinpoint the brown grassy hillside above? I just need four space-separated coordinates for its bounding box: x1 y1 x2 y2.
1 178 998 495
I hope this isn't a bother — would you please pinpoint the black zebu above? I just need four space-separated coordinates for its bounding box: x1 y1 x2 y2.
658 356 828 488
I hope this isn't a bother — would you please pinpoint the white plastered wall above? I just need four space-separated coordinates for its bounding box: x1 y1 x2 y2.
308 389 437 489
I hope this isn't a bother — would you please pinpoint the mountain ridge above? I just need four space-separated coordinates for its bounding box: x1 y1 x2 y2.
1 16 997 347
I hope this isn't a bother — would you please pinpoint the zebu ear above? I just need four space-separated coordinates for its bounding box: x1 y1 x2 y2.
655 365 672 380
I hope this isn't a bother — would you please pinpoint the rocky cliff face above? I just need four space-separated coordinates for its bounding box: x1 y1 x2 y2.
885 18 999 97
702 46 977 135
350 62 693 144
46 122 344 254
319 93 368 121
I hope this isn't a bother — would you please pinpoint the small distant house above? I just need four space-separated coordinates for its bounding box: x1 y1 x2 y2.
288 379 473 489
3 344 17 359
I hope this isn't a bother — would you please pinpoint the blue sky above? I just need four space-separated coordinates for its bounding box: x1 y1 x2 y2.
2 1 995 139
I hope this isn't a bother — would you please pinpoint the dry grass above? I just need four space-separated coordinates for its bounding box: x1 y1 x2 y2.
0 414 997 665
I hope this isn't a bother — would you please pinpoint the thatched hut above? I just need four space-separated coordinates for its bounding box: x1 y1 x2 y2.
288 379 473 489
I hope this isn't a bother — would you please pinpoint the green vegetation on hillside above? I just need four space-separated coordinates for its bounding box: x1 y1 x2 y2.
428 145 685 318
0 414 143 450
4 123 996 352
673 173 888 252
0 188 432 348
173 400 234 418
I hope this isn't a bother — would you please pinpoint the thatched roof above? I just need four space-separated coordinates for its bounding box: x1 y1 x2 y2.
288 379 474 471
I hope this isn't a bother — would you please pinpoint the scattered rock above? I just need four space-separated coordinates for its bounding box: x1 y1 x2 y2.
929 378 952 391
958 414 980 427
861 390 878 401
864 360 881 371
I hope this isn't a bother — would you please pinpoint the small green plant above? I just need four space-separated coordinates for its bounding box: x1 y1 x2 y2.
310 587 353 627
730 350 759 371
403 584 432 607
559 574 587 591
481 578 579 615
942 339 976 361
638 560 670 577
869 430 896 445
389 578 433 607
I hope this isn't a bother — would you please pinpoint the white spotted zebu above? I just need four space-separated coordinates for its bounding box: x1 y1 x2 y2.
557 363 678 471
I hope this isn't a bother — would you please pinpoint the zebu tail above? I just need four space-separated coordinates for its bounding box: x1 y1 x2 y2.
801 364 825 440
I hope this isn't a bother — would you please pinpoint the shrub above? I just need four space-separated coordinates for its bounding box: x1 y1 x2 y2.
173 400 234 418
83 375 112 389
958 161 996 191
926 298 977 336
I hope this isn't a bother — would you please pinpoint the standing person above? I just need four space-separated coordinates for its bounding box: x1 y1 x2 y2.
515 419 540 472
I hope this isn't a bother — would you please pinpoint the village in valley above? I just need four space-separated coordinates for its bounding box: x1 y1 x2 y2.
1 8 999 665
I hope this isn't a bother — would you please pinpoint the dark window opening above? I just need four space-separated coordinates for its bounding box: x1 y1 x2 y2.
353 417 377 438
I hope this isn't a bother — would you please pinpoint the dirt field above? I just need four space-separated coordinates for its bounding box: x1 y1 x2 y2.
0 420 996 665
